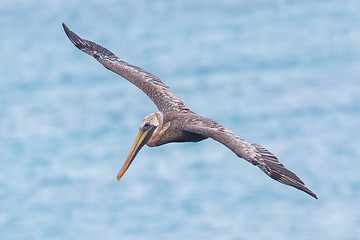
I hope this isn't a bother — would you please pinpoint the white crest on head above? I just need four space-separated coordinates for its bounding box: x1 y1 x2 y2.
141 112 162 128
140 112 164 147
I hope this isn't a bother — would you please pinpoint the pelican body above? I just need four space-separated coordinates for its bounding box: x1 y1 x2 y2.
63 23 317 199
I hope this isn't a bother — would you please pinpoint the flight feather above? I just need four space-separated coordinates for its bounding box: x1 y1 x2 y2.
183 118 318 199
62 23 191 114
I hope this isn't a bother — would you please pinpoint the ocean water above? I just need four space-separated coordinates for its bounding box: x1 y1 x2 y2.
1 0 360 239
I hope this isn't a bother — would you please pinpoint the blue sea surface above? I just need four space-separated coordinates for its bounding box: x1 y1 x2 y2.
1 0 360 239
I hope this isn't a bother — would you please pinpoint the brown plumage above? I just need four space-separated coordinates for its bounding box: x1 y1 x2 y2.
62 23 317 199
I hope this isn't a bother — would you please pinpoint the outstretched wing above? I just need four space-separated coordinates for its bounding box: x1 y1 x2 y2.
183 118 317 199
62 23 191 114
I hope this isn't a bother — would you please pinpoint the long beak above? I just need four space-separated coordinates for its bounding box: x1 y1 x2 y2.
117 126 155 181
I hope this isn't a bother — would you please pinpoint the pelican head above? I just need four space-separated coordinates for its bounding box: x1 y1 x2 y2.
116 112 163 181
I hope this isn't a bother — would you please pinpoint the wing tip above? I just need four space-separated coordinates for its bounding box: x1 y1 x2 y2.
302 186 318 199
269 169 318 199
62 23 119 62
62 23 85 51
287 180 317 199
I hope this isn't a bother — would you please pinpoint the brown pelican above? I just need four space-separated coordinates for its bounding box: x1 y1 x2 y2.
62 23 317 199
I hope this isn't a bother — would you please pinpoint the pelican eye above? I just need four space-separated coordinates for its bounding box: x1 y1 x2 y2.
141 122 156 132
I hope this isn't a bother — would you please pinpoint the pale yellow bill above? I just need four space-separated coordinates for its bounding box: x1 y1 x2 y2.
116 129 149 181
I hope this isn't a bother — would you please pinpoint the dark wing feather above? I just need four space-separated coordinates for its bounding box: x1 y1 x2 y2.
183 118 317 199
62 23 191 114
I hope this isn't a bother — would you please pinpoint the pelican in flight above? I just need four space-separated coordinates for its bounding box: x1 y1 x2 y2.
62 23 317 199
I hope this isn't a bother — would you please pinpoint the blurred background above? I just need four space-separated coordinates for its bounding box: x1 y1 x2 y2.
1 0 359 239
